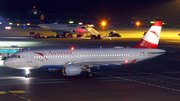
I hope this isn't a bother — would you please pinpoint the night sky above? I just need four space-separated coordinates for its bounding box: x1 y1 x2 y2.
0 0 180 19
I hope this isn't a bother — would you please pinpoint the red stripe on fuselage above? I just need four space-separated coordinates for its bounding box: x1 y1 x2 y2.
133 39 158 49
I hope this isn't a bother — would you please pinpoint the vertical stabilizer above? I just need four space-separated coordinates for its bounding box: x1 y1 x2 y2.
133 21 163 49
39 11 49 24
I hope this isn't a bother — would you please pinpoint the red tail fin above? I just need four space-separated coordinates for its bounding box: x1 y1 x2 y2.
133 21 163 49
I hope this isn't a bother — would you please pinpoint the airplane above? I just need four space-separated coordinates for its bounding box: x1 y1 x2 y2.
4 21 165 78
38 11 88 37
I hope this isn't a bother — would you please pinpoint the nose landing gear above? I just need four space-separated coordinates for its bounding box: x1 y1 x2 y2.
25 69 30 78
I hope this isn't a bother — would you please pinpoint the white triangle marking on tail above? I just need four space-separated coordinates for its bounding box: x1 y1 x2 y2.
133 21 163 49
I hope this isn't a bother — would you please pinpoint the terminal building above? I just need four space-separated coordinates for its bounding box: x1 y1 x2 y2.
0 46 23 60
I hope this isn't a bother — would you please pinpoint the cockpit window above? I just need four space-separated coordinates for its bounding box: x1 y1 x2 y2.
11 55 20 58
81 27 86 29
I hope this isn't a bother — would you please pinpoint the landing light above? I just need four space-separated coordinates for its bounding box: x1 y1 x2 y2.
125 60 129 63
25 69 30 74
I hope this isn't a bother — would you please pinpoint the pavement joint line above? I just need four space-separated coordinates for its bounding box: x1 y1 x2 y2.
27 99 32 101
0 91 7 94
98 73 180 93
13 94 17 96
117 68 180 81
8 90 32 101
20 96 25 99
9 90 26 94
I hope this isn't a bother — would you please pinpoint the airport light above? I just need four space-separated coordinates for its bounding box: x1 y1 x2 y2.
136 22 140 26
17 23 19 26
9 22 12 25
69 21 74 24
78 22 83 25
5 26 11 30
27 23 30 26
101 21 106 26
90 24 94 27
150 21 155 24
0 22 2 24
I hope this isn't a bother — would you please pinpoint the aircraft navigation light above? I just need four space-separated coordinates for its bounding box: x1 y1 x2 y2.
71 47 75 50
79 22 83 25
125 60 129 63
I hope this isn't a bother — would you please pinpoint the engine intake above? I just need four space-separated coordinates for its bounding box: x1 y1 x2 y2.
62 65 81 76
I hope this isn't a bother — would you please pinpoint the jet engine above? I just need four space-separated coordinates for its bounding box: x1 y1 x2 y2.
62 65 81 76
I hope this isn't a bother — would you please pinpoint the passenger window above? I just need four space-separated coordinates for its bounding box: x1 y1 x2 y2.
12 55 20 58
4 49 8 53
14 50 19 53
9 50 12 53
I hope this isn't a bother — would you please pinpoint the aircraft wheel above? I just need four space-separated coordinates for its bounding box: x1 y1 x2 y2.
87 72 93 78
25 74 30 78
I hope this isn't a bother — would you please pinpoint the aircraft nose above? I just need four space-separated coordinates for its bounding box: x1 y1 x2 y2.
3 60 9 67
3 59 14 68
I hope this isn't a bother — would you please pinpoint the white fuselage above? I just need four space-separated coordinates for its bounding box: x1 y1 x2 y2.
38 24 88 34
4 48 165 69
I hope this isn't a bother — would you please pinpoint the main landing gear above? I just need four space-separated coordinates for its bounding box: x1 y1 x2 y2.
25 69 30 78
86 69 93 78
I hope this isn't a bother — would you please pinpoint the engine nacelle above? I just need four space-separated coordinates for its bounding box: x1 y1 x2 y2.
62 65 81 76
46 68 60 72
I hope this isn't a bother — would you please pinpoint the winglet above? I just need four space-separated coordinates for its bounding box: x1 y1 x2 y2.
133 21 163 49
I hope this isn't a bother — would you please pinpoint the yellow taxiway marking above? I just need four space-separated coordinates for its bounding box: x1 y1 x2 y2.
9 90 26 94
0 91 7 94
